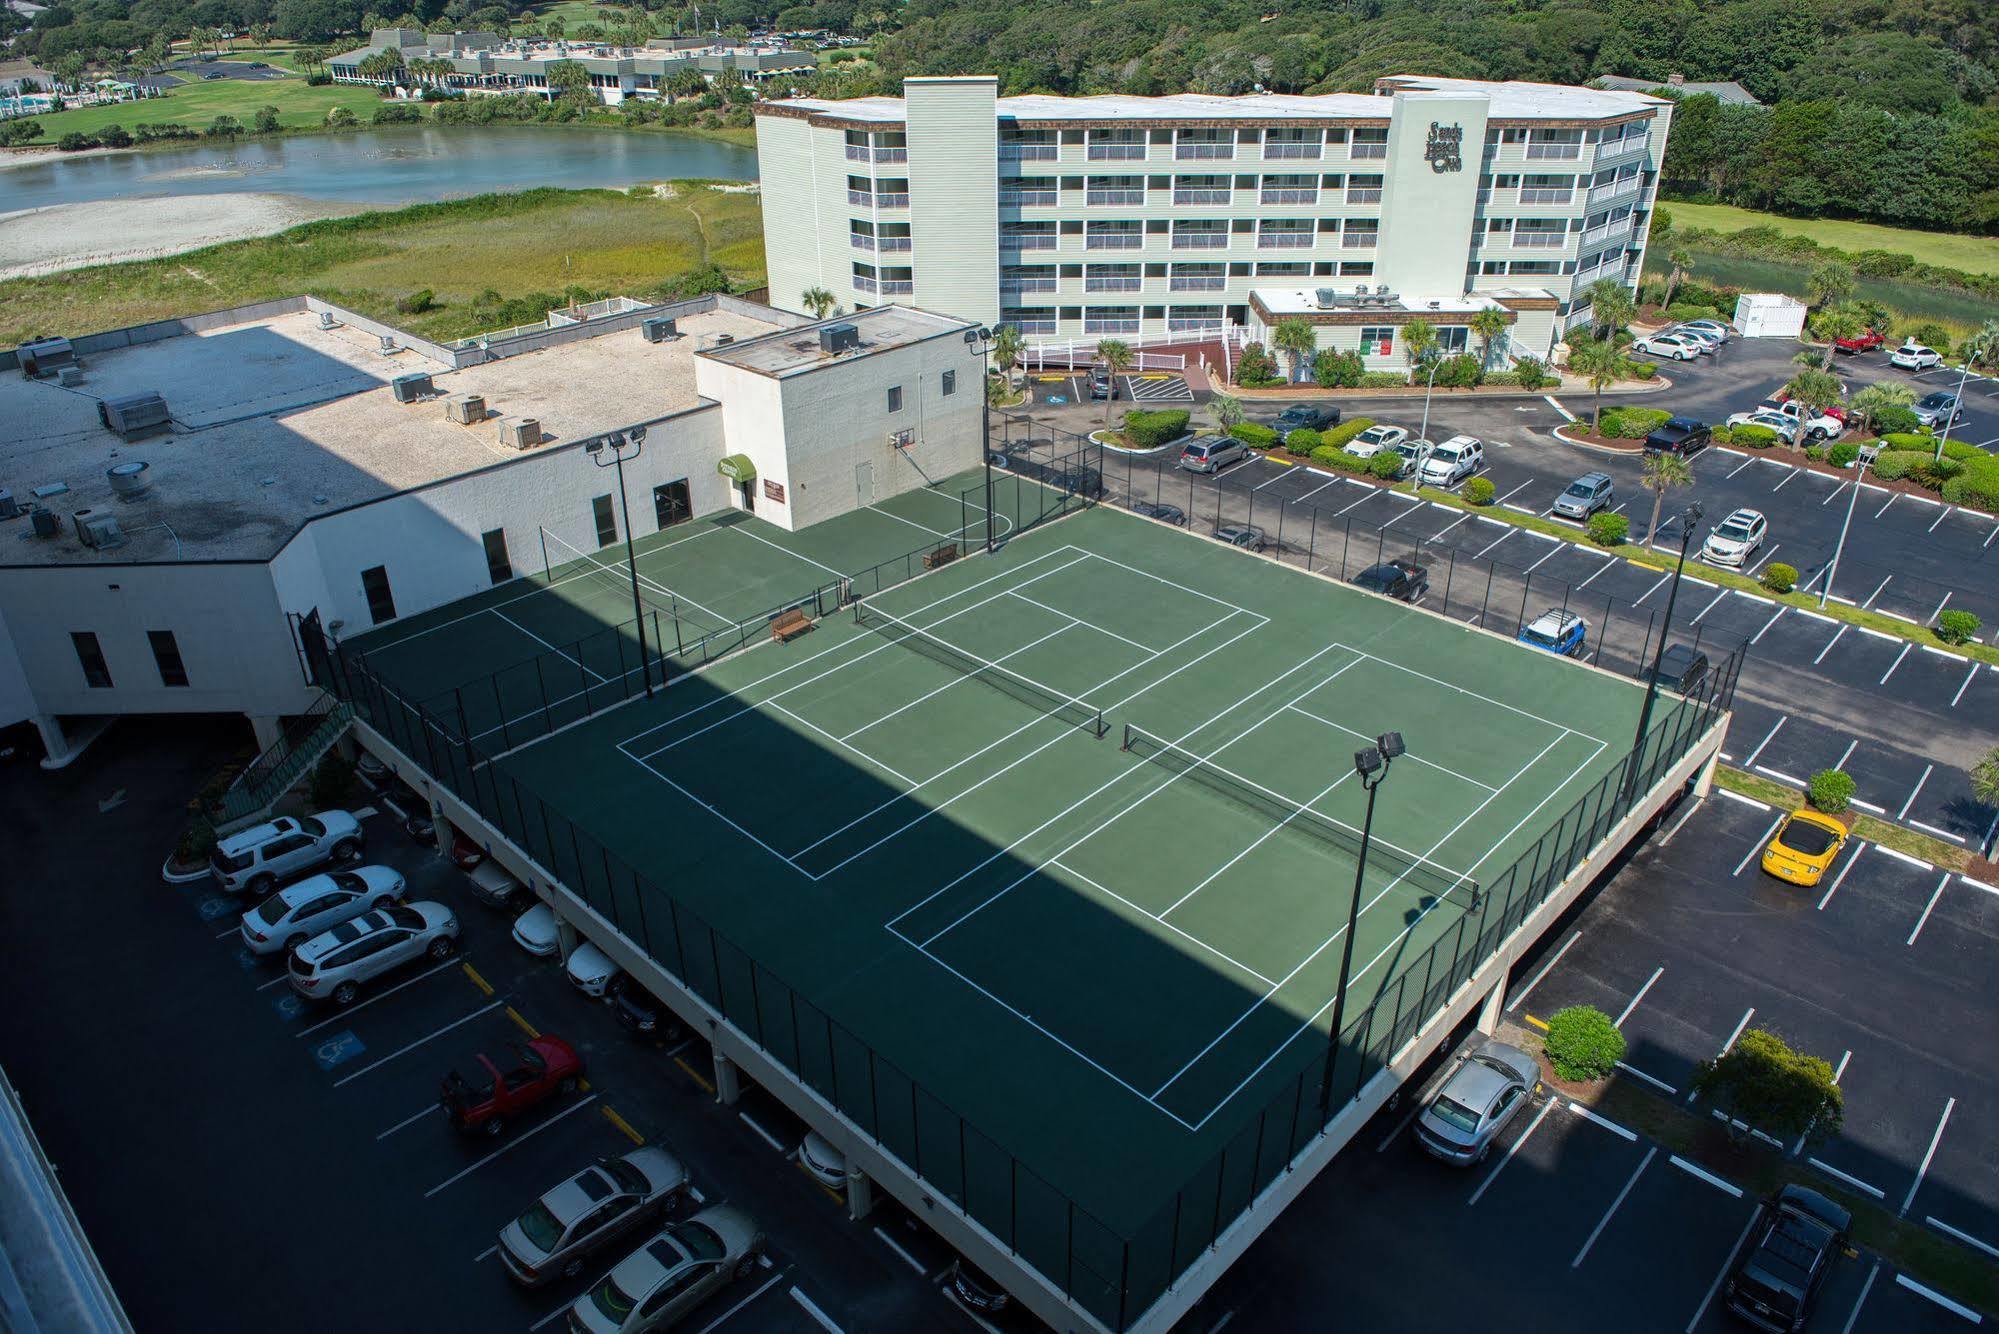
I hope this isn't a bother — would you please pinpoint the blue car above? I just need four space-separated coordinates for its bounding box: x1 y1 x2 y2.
1518 609 1587 657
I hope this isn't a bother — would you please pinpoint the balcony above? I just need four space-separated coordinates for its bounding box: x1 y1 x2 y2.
846 189 874 206
1167 317 1223 332
1085 234 1143 250
1525 142 1582 160
1007 318 1058 334
852 275 878 293
874 192 909 208
849 234 876 250
1257 232 1313 248
1172 188 1231 205
1263 142 1321 160
1260 188 1318 205
1341 232 1379 248
1168 275 1226 291
1512 231 1568 248
1000 277 1058 293
999 143 1057 161
1520 187 1573 205
1085 189 1144 206
1087 143 1145 160
1587 180 1640 208
1595 133 1649 163
1350 142 1387 160
1084 277 1141 292
998 189 1056 207
1581 221 1630 247
881 280 914 295
877 236 912 252
1083 318 1140 335
844 145 906 163
844 145 869 161
1171 233 1229 249
1345 188 1383 205
1002 233 1057 250
1175 143 1234 160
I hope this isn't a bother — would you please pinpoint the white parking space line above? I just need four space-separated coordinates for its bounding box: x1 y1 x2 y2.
1572 1146 1656 1268
1894 1273 1984 1323
377 1101 443 1141
1879 642 1912 685
1925 1216 1999 1262
1951 663 1980 707
1669 1154 1743 1197
1469 1098 1554 1206
1898 763 1932 820
1746 544 1781 576
1862 575 1892 609
1691 1010 1756 1101
1906 872 1953 945
1839 1261 1881 1334
739 1111 789 1154
1633 572 1671 606
1726 454 1758 479
1689 588 1731 624
1615 1062 1678 1094
790 1287 844 1333
1295 476 1343 504
691 1270 788 1334
1771 467 1801 492
1821 481 1850 507
1928 504 1957 532
872 1227 930 1276
1910 819 1966 844
1576 559 1614 590
1793 1050 1852 1155
1660 795 1706 843
1434 511 1473 538
295 957 463 1037
474 1243 498 1264
1473 528 1515 559
1332 488 1381 517
256 973 291 992
1614 967 1663 1027
1523 542 1564 574
423 1095 598 1198
1809 1156 1886 1200
1817 843 1867 911
1873 492 1897 519
1565 1099 1637 1142
1687 1211 1764 1332
1742 716 1787 770
1747 605 1788 644
333 1001 502 1087
1506 930 1580 1011
1986 521 1999 550
214 924 242 940
1497 480 1535 506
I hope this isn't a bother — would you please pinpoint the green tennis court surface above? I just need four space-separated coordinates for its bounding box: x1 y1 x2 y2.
482 503 1649 1232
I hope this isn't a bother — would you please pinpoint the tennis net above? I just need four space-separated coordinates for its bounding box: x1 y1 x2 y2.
853 601 1107 739
1122 723 1479 905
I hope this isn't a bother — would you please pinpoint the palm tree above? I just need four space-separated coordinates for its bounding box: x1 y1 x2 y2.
1468 306 1511 371
1568 336 1625 432
1963 320 1999 373
1581 277 1635 342
1272 317 1316 384
1096 339 1133 428
1640 450 1694 547
1211 392 1244 432
1662 246 1693 308
991 323 1021 381
1848 382 1913 435
1400 318 1436 382
1801 262 1856 351
1782 366 1844 436
800 286 836 319
1807 305 1863 370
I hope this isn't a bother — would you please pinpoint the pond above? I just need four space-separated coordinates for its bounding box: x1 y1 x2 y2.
1648 247 1999 328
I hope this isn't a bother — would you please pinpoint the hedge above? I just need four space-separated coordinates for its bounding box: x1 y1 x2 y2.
1879 432 1979 462
1121 409 1191 449
1586 512 1629 546
1543 1006 1625 1082
1869 450 1929 481
1807 769 1855 815
1283 428 1321 458
1321 417 1374 450
1596 407 1672 440
1937 609 1982 645
1368 451 1404 480
1229 422 1279 448
1827 441 1860 469
1727 424 1781 449
1942 460 1999 509
1309 445 1371 473
1665 302 1724 322
1358 371 1409 389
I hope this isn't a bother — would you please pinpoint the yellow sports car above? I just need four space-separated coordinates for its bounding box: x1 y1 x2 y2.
1760 809 1849 886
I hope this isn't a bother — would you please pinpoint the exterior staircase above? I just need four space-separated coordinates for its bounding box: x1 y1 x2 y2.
210 695 354 832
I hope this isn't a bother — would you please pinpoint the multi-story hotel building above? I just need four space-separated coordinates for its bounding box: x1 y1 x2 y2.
755 75 1671 368
328 28 814 103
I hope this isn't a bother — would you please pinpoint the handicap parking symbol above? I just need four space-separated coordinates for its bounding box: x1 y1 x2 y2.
272 992 307 1020
197 896 236 921
1047 394 1068 405
311 1031 366 1072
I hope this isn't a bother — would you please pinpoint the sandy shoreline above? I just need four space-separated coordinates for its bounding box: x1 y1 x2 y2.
0 192 366 279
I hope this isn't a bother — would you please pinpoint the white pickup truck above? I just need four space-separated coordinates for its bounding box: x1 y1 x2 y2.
1726 399 1845 443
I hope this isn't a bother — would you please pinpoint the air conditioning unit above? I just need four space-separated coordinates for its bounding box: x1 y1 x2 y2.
58 366 84 387
499 417 542 450
391 372 434 404
642 317 679 344
72 509 125 549
887 428 915 449
0 489 15 520
98 391 171 440
446 393 486 425
1315 288 1340 309
29 507 60 539
819 322 860 354
19 337 77 380
714 333 735 346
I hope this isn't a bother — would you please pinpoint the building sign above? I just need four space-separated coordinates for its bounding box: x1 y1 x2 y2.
763 479 786 504
1425 122 1463 173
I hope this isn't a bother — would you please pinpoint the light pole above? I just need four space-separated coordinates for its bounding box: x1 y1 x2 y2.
1820 444 1878 611
965 326 997 553
584 425 653 699
1412 357 1443 489
1318 731 1406 1118
1932 358 1978 465
1625 499 1702 802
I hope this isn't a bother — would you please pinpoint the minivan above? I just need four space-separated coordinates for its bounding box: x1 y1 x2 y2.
1178 434 1249 474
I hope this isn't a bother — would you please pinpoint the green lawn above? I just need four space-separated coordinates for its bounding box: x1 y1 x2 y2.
23 76 381 138
0 186 768 346
1662 200 1999 277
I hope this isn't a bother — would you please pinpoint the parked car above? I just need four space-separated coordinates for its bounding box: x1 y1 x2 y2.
1272 403 1340 433
441 1036 585 1136
239 866 406 956
950 1258 1012 1314
466 859 533 914
609 974 683 1045
1088 367 1116 400
211 811 364 896
1646 644 1709 695
566 941 621 998
1345 424 1408 459
1418 435 1485 488
797 1131 847 1191
1701 508 1768 568
1667 324 1724 353
1388 439 1426 479
1759 398 1845 442
1890 342 1941 370
1643 416 1711 457
1911 391 1963 430
1677 318 1733 345
1832 328 1885 355
1178 434 1250 474
1131 500 1187 526
498 1148 689 1287
1759 809 1849 888
566 1207 766 1333
1723 1185 1851 1331
1630 332 1703 361
288 902 459 1006
1413 1038 1540 1165
513 902 561 957
1552 471 1615 520
1214 523 1267 551
1724 409 1801 445
1350 559 1428 603
1517 609 1589 658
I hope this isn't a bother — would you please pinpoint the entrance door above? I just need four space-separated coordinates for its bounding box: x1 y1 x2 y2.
854 460 875 507
653 479 692 530
738 479 756 513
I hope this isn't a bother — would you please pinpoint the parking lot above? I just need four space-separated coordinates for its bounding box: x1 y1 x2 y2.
0 716 1020 1334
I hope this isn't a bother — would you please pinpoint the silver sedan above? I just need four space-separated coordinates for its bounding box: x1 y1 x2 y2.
567 1207 765 1332
498 1148 687 1286
238 866 406 956
1414 1039 1542 1165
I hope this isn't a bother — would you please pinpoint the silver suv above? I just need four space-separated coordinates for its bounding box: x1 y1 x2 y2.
211 811 364 897
288 902 459 1006
1552 471 1614 520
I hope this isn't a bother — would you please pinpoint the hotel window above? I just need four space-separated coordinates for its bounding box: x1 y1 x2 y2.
149 630 188 688
361 566 397 625
593 494 617 548
887 385 903 413
1358 326 1394 355
941 369 957 397
482 528 512 584
72 632 112 688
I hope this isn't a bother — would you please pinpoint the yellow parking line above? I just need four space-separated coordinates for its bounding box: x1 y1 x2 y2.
601 1105 646 1145
1266 455 1294 467
461 963 494 997
794 1158 845 1203
505 1006 539 1039
1523 1013 1550 1030
675 1056 716 1095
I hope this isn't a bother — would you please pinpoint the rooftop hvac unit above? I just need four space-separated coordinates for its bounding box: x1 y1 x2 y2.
392 372 434 404
98 391 171 440
19 337 77 379
714 333 735 346
72 509 125 550
29 508 60 539
106 460 152 501
499 417 542 450
318 310 339 330
1315 288 1340 309
58 366 84 387
818 322 860 355
378 334 398 355
0 489 15 520
446 393 485 425
642 317 680 344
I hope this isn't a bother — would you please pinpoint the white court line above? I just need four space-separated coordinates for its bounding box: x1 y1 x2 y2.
1573 1147 1656 1268
1734 819 1783 876
424 1095 599 1198
1286 703 1501 792
1899 763 1932 820
1818 843 1866 911
1687 1212 1763 1332
1468 1098 1554 1206
1008 590 1159 653
1614 967 1663 1027
1505 930 1579 1011
768 701 920 787
332 1002 502 1087
1055 860 1279 989
493 609 607 684
1907 872 1952 945
1156 768 1362 918
1813 624 1848 664
837 621 1077 743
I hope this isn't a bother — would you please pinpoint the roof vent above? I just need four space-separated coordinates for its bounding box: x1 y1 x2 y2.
72 509 125 550
98 391 171 440
106 460 153 500
19 337 77 379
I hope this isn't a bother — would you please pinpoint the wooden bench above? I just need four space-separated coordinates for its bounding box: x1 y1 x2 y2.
923 543 960 571
770 607 813 643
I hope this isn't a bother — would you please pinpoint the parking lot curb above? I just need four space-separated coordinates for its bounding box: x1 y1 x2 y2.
160 857 209 885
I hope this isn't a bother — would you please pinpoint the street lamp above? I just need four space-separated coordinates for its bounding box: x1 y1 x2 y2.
1932 358 1979 465
1412 358 1443 488
1319 730 1406 1117
1624 499 1703 802
965 326 997 553
1820 443 1879 610
583 425 653 699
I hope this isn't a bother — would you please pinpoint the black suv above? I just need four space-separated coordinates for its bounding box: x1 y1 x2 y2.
1647 643 1709 695
1273 404 1341 434
1644 416 1712 456
1351 559 1429 603
1724 1185 1850 1331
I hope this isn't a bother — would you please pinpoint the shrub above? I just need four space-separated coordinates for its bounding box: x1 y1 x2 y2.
1123 409 1190 449
1234 342 1282 388
1869 405 1920 435
1905 322 1954 357
306 70 332 85
58 131 97 151
1358 371 1409 389
1229 422 1279 449
97 123 132 147
1692 1029 1843 1146
1368 451 1405 480
1868 450 1928 481
1586 512 1629 546
1434 353 1483 388
1732 424 1781 449
310 752 358 809
1629 362 1658 381
373 103 422 125
206 115 243 138
1320 417 1373 450
326 105 357 128
1462 476 1496 505
1826 441 1860 469
1543 1006 1626 1082
253 105 281 134
1806 769 1855 815
1665 302 1723 322
1312 348 1365 389
1283 428 1321 458
1760 562 1798 593
1942 459 1999 511
1804 444 1827 462
1937 609 1982 645
1510 355 1552 391
1310 445 1368 472
1597 406 1672 440
395 288 436 314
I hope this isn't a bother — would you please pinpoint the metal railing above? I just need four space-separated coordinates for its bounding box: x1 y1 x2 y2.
1001 233 1057 250
1169 276 1226 291
1086 234 1144 250
1260 188 1318 204
212 694 353 825
1082 319 1140 334
1520 187 1574 204
1345 188 1383 204
878 236 912 252
852 275 879 293
1175 143 1234 160
1001 278 1059 293
1086 190 1145 206
1000 143 1058 160
1349 142 1387 159
881 280 914 295
1513 232 1568 248
849 234 877 250
1172 188 1231 204
1088 143 1146 160
1171 233 1229 249
1341 232 1379 248
1000 190 1057 206
1526 142 1582 160
1262 143 1321 159
1257 232 1313 248
873 192 909 208
1084 277 1142 292
846 189 874 206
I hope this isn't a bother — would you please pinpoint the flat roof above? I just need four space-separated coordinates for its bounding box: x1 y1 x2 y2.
0 305 782 566
697 305 972 379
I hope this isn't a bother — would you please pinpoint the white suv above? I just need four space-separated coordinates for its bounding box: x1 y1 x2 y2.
288 902 460 1005
211 811 364 897
1419 435 1485 488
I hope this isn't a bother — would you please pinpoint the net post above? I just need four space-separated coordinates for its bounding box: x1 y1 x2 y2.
539 526 551 580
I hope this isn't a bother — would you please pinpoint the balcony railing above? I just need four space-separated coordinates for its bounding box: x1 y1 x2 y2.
999 190 1057 206
850 234 876 250
1596 133 1649 161
852 275 878 293
1168 276 1226 291
1587 181 1639 207
1002 233 1057 250
844 145 869 161
1007 318 1057 334
1084 277 1141 292
1345 188 1383 204
881 280 914 295
1085 234 1143 249
846 189 873 206
1350 142 1387 159
1520 188 1573 204
1525 143 1582 160
1513 232 1568 248
873 192 908 208
1263 143 1321 159
1167 317 1224 332
1341 232 1379 248
1581 222 1629 246
1082 319 1140 334
1172 188 1230 205
1260 188 1318 204
999 143 1057 160
1171 233 1229 249
1257 232 1313 248
872 148 907 163
999 278 1058 293
1087 143 1145 160
1175 143 1234 160
878 236 912 252
1086 189 1144 205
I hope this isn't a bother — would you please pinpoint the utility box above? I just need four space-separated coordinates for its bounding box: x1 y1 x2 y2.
818 322 861 355
499 417 542 450
642 317 679 344
446 393 486 425
19 337 77 379
98 391 172 439
1732 292 1806 339
392 372 435 403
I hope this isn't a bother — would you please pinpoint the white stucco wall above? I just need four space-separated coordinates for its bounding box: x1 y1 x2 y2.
756 113 825 317
1375 91 1490 298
